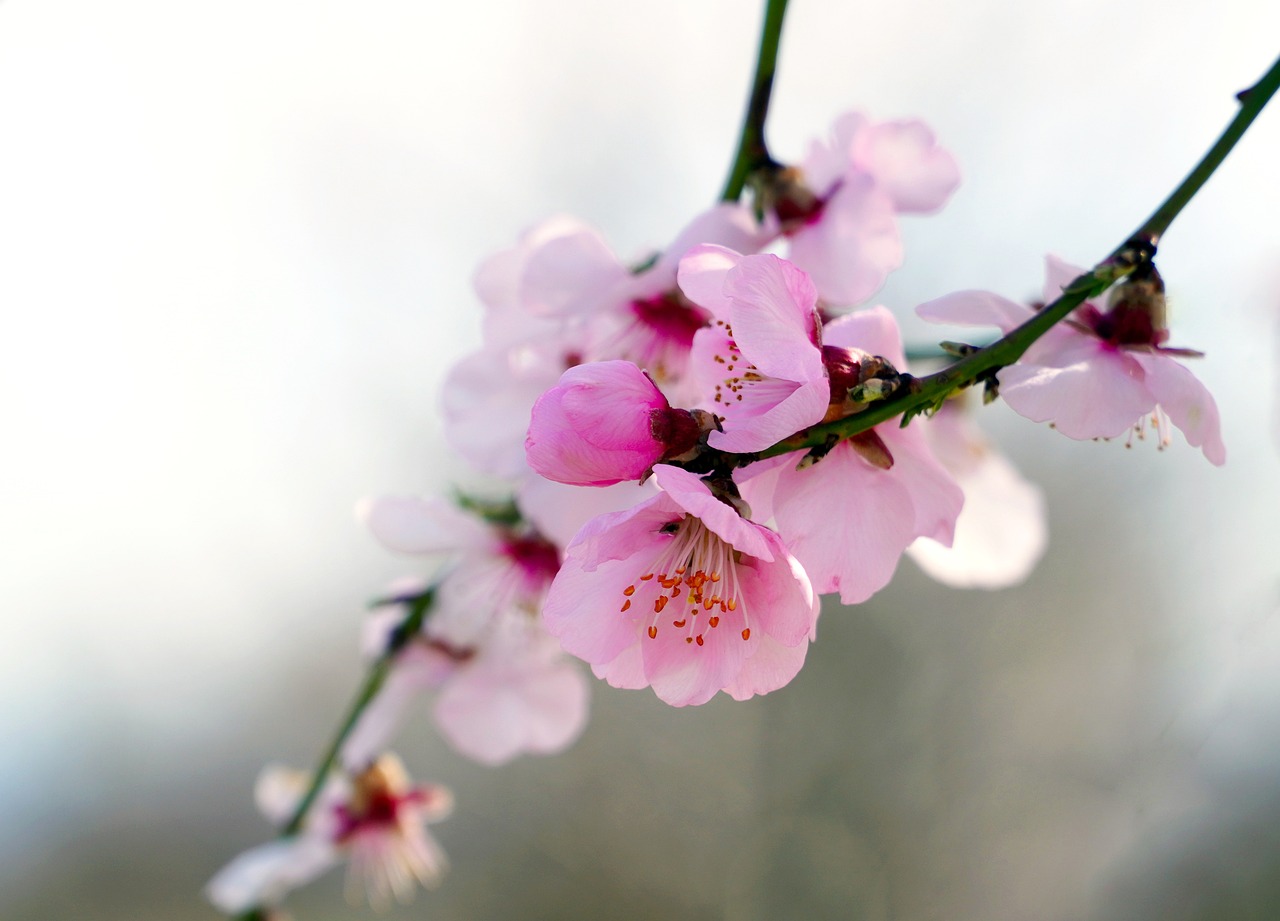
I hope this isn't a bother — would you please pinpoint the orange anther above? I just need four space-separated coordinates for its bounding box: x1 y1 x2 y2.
654 596 668 614
695 635 704 646
741 628 751 641
708 616 720 628
620 600 631 612
623 585 635 596
648 626 658 639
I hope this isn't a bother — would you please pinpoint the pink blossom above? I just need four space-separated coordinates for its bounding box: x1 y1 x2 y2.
681 247 831 453
347 595 590 768
542 464 818 707
525 360 704 486
205 755 452 913
778 112 960 307
906 399 1048 589
916 255 1226 464
743 307 964 604
360 495 561 634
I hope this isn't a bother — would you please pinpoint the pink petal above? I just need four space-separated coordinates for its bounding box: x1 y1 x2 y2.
434 642 589 765
822 305 908 369
1000 347 1153 440
558 361 668 449
677 243 741 321
907 444 1047 590
853 119 960 213
706 375 830 454
518 224 629 317
640 617 747 707
592 642 648 690
658 203 765 275
541 549 651 665
737 530 819 647
652 465 773 561
786 175 902 307
801 111 870 195
772 443 918 604
915 289 1033 333
878 423 965 546
723 634 809 701
723 254 824 382
1132 352 1227 465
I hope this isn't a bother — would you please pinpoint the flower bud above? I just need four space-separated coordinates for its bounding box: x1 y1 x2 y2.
526 360 701 486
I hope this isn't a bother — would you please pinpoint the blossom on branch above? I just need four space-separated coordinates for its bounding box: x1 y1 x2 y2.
542 464 819 707
917 255 1226 464
765 112 960 307
205 755 452 913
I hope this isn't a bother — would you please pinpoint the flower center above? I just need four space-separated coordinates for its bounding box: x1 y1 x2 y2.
619 515 751 646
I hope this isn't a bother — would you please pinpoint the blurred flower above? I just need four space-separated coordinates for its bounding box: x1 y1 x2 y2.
205 755 451 913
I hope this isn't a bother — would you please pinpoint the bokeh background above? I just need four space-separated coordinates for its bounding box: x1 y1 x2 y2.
3 1 1279 919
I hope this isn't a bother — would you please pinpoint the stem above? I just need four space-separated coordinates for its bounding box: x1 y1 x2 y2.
739 53 1280 461
280 590 434 836
719 0 790 201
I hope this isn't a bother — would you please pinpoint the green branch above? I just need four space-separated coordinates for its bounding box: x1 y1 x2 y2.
719 0 790 201
732 53 1280 462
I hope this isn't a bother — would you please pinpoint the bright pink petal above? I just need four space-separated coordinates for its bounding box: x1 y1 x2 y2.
558 361 668 449
786 175 901 307
640 613 748 707
822 305 908 369
853 119 960 213
915 290 1033 333
1133 352 1226 465
1000 347 1153 440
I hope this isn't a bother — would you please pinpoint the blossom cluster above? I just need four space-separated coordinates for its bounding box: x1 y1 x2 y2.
208 107 1225 916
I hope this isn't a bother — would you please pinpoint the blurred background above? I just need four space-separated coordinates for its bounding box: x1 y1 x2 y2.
2 1 1279 918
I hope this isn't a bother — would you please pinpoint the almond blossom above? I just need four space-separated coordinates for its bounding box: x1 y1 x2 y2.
205 754 452 913
680 246 831 453
769 112 960 307
542 464 818 707
916 255 1226 464
739 307 965 604
351 497 589 765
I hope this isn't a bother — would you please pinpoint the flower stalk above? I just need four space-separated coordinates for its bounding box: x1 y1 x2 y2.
719 0 790 202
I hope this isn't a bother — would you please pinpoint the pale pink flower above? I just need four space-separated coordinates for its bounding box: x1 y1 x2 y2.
542 464 818 707
917 255 1226 464
779 112 960 307
525 360 703 486
360 495 561 637
205 755 452 913
445 207 762 474
744 307 964 604
906 399 1048 589
680 246 831 453
352 500 589 765
521 203 766 397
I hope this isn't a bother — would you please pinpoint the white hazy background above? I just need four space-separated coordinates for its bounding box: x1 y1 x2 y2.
2 2 1279 919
